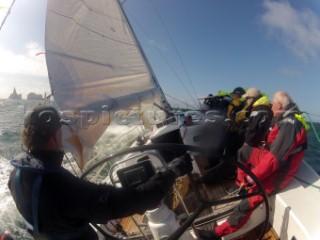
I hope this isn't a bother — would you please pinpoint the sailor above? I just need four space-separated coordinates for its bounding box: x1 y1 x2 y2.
8 105 193 240
227 87 246 121
223 87 246 177
201 91 232 114
224 87 247 156
240 87 273 147
201 87 246 183
198 91 308 240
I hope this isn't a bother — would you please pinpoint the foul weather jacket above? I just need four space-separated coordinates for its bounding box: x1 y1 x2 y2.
253 103 307 193
8 150 176 240
215 103 308 237
245 95 273 147
241 103 308 194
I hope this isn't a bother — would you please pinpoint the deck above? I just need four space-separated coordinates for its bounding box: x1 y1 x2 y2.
98 155 279 240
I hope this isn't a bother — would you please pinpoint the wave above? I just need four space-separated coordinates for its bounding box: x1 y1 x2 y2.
0 129 20 142
0 156 32 239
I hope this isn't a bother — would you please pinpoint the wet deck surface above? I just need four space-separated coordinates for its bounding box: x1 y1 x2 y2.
106 155 279 239
115 179 279 239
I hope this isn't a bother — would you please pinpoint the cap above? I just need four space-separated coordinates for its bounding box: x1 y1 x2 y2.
24 105 62 136
242 87 261 98
231 87 245 96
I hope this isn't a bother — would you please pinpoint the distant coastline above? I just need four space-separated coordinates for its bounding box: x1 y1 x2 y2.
8 87 43 100
8 87 22 100
26 92 44 100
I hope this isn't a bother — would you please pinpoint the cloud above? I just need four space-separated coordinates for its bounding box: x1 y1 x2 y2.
0 41 50 98
0 41 48 77
261 0 320 62
281 67 301 77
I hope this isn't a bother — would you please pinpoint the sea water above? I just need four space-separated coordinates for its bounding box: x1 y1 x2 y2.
1 99 320 239
0 99 145 239
0 100 36 239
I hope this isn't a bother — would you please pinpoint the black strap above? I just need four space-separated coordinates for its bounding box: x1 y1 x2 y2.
31 175 42 234
14 169 27 216
14 169 90 239
14 169 43 234
14 169 37 231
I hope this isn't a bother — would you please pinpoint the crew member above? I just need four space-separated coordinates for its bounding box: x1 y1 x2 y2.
8 105 193 240
241 87 273 147
198 91 308 239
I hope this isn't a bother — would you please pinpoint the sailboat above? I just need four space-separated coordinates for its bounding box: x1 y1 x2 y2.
45 0 320 239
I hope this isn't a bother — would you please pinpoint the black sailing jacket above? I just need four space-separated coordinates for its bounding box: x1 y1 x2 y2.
8 150 176 240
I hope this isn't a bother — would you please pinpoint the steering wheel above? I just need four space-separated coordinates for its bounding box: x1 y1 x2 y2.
80 143 269 240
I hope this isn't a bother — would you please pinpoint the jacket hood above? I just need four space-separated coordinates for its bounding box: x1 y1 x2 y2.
11 150 64 172
282 102 301 118
278 103 310 130
253 95 271 107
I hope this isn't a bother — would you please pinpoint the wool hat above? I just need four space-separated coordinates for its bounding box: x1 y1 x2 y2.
24 105 63 136
231 87 246 96
242 87 261 98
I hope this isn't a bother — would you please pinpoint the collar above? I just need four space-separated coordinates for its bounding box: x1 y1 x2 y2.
252 95 271 107
30 150 64 169
277 102 300 120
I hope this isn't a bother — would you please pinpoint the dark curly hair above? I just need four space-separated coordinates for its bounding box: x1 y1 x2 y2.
22 124 53 151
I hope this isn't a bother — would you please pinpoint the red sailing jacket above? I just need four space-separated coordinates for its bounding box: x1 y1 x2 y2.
251 104 307 194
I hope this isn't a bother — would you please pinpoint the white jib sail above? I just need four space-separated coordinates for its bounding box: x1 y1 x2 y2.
45 0 171 168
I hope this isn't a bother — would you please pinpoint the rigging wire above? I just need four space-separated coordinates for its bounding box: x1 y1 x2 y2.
123 4 200 109
165 93 197 110
304 112 320 144
305 112 320 118
149 0 201 109
294 176 320 190
287 111 320 190
0 0 16 30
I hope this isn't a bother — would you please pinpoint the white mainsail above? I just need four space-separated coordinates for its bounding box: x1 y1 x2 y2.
45 0 171 168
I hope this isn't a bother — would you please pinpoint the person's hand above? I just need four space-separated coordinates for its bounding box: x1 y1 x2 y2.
168 154 193 177
136 170 176 194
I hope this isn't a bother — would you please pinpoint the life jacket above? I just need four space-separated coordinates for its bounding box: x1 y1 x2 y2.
235 95 271 127
228 98 246 120
252 95 271 108
225 97 247 133
10 153 89 240
235 104 250 127
294 113 310 131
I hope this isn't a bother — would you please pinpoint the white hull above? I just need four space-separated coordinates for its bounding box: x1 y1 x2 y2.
223 159 320 240
180 117 320 239
270 160 320 240
94 116 320 240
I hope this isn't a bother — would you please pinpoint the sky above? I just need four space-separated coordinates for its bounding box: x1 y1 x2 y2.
0 0 320 119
